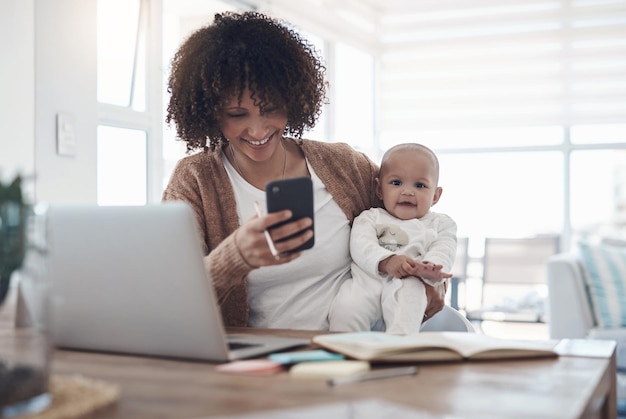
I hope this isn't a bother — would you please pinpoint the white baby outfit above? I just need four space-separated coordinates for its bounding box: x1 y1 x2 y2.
329 207 457 334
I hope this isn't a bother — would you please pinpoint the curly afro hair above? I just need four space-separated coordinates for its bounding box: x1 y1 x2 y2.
166 11 327 152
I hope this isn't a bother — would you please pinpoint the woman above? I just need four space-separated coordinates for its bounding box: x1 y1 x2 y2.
162 11 446 329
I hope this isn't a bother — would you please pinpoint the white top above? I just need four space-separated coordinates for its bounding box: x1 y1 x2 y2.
350 207 457 284
223 152 351 329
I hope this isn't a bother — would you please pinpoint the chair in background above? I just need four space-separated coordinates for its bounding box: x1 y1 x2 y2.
420 305 475 333
466 235 560 324
449 237 469 310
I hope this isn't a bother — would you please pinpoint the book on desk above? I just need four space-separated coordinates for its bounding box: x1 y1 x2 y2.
312 331 559 363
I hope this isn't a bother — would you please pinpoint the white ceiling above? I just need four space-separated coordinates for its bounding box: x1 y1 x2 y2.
162 0 540 52
163 0 479 19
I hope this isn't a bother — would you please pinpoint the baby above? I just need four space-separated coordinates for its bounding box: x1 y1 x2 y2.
329 143 457 334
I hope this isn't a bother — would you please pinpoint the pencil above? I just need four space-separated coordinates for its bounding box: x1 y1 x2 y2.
327 366 418 387
253 201 280 260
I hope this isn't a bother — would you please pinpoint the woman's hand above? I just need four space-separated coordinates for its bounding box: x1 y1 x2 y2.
423 280 447 321
234 209 314 268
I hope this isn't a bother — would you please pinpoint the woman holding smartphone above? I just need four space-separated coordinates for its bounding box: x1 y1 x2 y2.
162 11 446 329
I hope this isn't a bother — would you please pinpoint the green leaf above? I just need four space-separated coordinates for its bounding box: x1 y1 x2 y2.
0 175 23 204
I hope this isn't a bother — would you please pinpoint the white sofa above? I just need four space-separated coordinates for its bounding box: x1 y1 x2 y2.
547 252 626 368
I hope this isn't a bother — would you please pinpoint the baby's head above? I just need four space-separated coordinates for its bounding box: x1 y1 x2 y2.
376 143 442 220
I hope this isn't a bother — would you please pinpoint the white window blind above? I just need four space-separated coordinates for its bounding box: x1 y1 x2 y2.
379 0 626 147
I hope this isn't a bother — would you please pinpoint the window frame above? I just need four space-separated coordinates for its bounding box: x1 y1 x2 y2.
97 0 163 205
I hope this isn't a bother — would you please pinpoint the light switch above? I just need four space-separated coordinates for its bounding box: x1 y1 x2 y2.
56 112 76 157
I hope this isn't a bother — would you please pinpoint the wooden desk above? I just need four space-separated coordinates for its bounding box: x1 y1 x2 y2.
1 295 618 419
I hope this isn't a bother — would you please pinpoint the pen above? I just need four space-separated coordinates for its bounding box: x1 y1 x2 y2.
327 366 418 387
253 201 280 260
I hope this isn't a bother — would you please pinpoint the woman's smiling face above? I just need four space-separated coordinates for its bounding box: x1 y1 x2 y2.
219 88 288 163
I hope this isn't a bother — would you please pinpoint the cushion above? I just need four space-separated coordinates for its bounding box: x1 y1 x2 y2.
589 328 626 370
578 242 626 328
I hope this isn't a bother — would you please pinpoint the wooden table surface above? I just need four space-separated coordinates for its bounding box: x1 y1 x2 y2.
1 292 618 419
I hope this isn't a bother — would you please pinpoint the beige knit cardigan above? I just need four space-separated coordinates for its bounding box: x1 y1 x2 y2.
162 138 381 327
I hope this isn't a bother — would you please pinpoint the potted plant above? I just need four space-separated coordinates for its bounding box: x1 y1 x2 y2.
0 175 27 305
0 175 49 413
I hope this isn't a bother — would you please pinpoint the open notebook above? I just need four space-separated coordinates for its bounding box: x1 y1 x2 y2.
46 202 308 362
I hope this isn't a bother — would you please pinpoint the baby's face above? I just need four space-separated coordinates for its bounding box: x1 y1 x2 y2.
376 149 441 220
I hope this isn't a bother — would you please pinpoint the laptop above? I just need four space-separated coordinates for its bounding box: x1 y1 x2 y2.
45 202 308 362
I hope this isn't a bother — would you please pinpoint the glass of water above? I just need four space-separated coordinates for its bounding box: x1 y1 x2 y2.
0 204 52 416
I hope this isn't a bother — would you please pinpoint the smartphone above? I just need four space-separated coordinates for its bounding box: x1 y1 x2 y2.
265 176 314 253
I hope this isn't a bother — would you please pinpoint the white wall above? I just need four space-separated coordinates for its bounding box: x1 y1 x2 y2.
0 0 35 194
0 0 97 204
34 0 98 204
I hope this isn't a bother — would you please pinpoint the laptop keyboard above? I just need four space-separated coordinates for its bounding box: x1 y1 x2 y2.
228 341 262 350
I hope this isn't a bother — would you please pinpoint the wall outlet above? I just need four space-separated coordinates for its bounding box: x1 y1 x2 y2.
56 112 76 157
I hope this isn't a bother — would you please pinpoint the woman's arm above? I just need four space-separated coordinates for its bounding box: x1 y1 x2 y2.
161 154 256 326
424 280 447 320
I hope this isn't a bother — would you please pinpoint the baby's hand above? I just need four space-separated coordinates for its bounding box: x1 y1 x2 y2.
379 255 417 278
408 261 453 282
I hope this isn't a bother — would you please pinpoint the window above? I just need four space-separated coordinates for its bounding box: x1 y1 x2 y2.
97 0 160 205
299 31 327 142
97 126 147 206
571 124 626 144
97 0 146 110
332 42 375 155
378 0 626 251
161 0 238 190
436 151 563 240
382 126 563 150
571 149 626 236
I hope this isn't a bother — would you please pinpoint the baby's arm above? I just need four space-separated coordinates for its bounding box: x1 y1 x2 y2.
378 254 416 278
379 256 452 282
351 210 397 276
